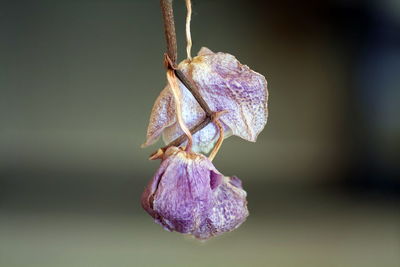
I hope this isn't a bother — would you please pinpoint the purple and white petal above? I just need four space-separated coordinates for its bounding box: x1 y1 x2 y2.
141 147 249 239
179 47 268 142
143 47 268 153
142 86 176 147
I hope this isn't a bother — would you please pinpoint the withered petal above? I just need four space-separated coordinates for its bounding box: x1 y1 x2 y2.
141 147 249 239
142 86 176 148
143 47 268 153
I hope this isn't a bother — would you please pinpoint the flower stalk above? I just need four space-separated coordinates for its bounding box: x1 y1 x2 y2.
143 0 268 240
153 0 219 158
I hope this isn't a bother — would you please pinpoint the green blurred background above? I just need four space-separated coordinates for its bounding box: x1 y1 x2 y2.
1 0 399 266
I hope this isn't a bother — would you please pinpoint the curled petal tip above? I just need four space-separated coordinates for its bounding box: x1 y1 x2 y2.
197 47 214 56
141 141 151 149
149 148 164 160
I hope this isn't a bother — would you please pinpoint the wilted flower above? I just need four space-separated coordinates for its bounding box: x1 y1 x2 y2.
141 146 248 239
143 47 268 153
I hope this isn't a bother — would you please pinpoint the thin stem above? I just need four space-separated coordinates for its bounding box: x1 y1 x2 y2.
185 0 192 60
175 69 213 116
152 0 218 158
160 0 177 64
208 119 224 161
160 0 212 118
150 117 211 158
166 69 193 151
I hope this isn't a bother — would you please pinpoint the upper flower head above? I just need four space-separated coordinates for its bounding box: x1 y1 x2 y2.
141 146 248 239
143 47 268 153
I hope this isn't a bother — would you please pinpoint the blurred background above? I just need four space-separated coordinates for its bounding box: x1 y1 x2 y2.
1 0 399 266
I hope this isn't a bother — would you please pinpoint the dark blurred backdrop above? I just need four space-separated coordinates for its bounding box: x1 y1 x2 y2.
1 0 399 266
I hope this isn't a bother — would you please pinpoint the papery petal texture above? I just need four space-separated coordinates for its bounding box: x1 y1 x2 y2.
142 87 176 147
141 147 248 239
143 47 268 153
194 176 249 239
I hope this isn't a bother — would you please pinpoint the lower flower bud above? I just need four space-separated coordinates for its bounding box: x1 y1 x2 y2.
141 147 248 239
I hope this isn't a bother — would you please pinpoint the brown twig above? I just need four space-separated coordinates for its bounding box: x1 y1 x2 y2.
160 0 212 117
160 0 177 64
174 69 213 116
152 0 217 158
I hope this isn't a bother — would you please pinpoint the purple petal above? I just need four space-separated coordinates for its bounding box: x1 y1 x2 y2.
141 147 217 234
141 147 249 239
141 86 176 147
143 47 268 153
179 48 268 142
194 176 249 239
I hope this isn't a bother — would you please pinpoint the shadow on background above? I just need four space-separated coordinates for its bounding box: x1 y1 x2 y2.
1 0 399 266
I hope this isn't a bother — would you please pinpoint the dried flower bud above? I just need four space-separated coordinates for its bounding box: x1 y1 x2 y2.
141 146 248 239
143 47 268 153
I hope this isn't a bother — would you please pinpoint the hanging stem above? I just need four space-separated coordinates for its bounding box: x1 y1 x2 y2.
160 0 212 117
208 110 228 161
185 0 192 60
166 69 193 152
152 0 223 158
160 0 177 64
208 120 224 161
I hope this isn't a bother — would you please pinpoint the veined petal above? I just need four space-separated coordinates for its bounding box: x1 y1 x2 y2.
141 147 249 239
179 47 268 142
195 176 249 239
143 47 268 153
141 147 219 234
142 86 176 147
